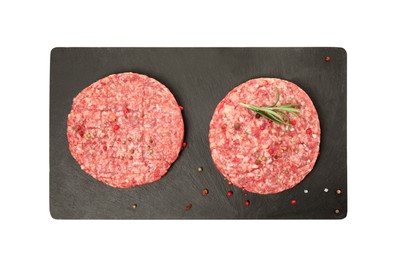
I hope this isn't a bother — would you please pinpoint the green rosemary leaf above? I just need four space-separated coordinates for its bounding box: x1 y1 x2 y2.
240 87 301 125
270 87 280 107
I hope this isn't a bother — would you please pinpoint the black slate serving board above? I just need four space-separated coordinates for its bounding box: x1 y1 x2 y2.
50 47 347 219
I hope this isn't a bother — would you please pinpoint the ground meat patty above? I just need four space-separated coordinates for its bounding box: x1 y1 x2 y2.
209 78 320 194
67 72 184 188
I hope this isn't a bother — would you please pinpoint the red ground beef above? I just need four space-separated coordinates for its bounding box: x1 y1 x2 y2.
209 78 320 194
67 72 184 188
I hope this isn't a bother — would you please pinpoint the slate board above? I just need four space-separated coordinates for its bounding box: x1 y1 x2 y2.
50 47 347 219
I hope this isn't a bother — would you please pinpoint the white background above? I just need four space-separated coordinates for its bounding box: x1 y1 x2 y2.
1 0 394 259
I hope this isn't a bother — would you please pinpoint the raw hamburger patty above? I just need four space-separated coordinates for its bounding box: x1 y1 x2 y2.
67 72 184 188
209 78 320 194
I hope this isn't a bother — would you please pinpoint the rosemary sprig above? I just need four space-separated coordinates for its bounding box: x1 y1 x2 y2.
240 87 301 126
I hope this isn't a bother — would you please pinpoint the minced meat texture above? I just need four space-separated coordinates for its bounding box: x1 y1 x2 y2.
67 72 184 188
209 78 320 194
